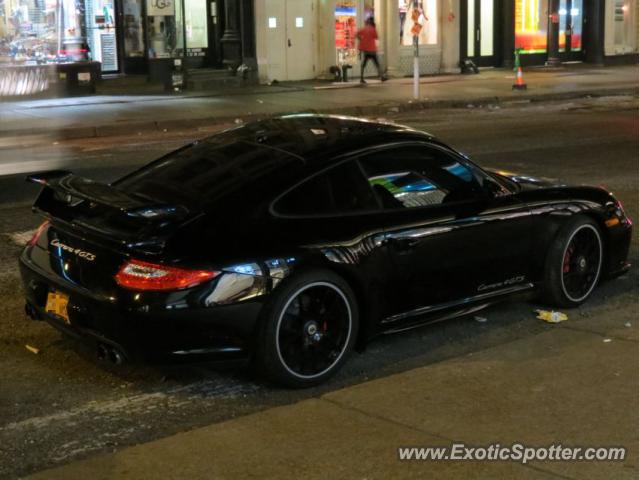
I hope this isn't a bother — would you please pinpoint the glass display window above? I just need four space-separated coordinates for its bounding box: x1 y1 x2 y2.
175 0 207 52
613 0 633 51
515 0 548 53
123 0 144 58
558 0 582 52
335 1 357 66
399 0 437 46
146 0 178 58
0 0 68 64
85 0 119 71
0 0 120 70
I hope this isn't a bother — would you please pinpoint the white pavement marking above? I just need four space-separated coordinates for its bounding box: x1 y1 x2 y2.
1 377 261 461
0 158 68 176
1 377 260 433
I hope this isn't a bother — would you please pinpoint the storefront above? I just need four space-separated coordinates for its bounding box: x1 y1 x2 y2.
512 0 586 63
458 0 638 70
0 0 255 95
0 0 119 70
460 0 500 66
255 0 457 83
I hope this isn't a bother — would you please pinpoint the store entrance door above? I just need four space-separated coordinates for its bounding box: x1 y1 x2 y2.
558 0 585 61
264 0 316 81
461 0 497 67
285 0 315 79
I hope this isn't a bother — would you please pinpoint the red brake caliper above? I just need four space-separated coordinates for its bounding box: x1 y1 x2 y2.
563 245 574 273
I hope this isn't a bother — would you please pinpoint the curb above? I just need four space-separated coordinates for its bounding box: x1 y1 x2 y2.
2 86 638 143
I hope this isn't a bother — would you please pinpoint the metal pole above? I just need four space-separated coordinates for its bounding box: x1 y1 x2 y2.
546 0 561 66
181 0 188 89
412 0 419 100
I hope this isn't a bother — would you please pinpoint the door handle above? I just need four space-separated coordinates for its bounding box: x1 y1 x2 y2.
288 39 292 47
387 236 419 252
476 28 480 42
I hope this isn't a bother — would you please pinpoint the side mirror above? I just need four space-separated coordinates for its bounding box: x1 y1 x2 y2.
481 178 510 199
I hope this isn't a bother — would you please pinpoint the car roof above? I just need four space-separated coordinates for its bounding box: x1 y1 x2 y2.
219 114 437 164
117 115 442 219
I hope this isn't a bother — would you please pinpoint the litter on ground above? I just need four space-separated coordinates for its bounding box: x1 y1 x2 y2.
535 309 568 323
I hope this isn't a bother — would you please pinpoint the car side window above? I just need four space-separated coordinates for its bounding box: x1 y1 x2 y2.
274 160 379 216
358 145 482 209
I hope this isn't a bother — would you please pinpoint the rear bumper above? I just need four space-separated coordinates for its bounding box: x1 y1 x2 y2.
19 253 263 362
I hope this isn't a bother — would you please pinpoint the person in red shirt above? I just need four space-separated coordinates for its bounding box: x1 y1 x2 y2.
357 17 386 84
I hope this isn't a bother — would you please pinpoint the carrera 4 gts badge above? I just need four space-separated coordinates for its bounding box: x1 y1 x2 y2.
50 239 96 261
478 276 525 292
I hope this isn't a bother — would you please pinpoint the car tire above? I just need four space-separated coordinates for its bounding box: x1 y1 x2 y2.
540 216 604 308
254 269 359 388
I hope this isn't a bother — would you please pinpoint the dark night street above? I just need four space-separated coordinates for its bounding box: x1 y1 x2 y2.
1 95 638 478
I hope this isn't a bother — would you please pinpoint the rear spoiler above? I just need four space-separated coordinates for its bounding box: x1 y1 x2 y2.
27 170 189 220
27 170 195 254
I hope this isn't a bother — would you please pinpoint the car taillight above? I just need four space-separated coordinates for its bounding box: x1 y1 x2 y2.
28 221 50 247
115 259 219 291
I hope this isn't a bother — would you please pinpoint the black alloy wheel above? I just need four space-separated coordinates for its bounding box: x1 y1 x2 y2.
255 270 358 387
542 217 604 308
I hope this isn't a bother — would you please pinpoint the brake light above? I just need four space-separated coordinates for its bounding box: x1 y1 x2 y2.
115 259 219 291
28 221 50 247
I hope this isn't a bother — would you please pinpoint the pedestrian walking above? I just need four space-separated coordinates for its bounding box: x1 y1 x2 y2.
356 17 386 84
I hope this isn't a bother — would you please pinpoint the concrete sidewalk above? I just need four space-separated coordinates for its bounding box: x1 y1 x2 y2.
28 298 639 479
2 64 639 141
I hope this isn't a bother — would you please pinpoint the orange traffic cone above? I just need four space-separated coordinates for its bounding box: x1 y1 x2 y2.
512 66 527 91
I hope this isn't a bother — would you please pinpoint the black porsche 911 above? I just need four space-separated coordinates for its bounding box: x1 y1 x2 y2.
20 115 632 387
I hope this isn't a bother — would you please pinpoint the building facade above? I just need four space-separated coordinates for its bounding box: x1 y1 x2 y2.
254 0 461 83
462 0 638 67
1 0 636 94
0 0 256 77
254 0 638 83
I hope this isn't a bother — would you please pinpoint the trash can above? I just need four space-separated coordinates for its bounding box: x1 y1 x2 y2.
54 61 101 96
148 58 185 92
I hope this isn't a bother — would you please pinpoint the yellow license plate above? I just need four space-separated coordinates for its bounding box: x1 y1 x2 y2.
45 291 70 325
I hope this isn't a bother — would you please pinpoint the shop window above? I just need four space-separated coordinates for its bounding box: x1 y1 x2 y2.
0 0 119 70
399 0 437 46
614 0 633 51
123 0 145 58
335 1 357 65
570 0 583 51
558 0 582 52
515 0 548 54
178 0 207 49
146 0 179 58
86 0 119 70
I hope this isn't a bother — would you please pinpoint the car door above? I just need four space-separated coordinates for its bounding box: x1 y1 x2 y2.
357 143 534 326
270 158 400 329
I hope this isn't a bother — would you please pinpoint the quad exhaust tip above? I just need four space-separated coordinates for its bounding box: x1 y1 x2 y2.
24 303 38 320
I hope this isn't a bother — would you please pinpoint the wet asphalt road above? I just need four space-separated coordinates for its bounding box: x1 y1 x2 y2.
1 96 638 479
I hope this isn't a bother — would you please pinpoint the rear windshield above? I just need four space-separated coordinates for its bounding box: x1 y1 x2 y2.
117 138 303 212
